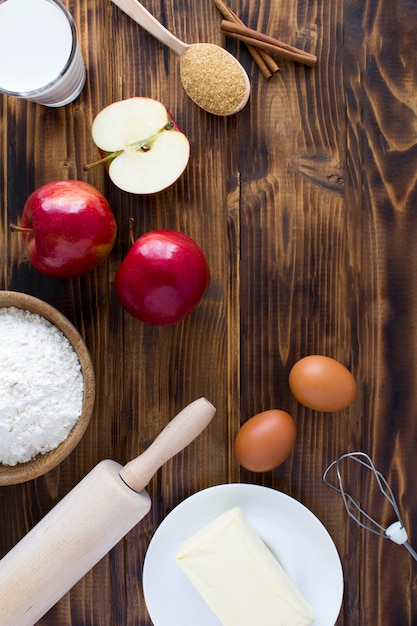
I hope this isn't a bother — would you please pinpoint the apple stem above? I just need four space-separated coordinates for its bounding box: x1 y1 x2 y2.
129 217 136 246
10 224 33 234
83 122 176 171
83 150 123 171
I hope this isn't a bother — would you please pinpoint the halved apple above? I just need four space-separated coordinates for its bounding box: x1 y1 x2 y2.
86 97 190 194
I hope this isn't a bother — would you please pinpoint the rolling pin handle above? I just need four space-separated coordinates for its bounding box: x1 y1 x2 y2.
119 397 216 492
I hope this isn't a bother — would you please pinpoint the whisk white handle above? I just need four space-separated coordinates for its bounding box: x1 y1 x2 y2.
385 524 417 562
385 521 408 545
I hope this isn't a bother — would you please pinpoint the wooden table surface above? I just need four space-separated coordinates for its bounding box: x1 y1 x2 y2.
1 0 417 624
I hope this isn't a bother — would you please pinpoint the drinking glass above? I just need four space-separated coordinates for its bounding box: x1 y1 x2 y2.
0 0 86 106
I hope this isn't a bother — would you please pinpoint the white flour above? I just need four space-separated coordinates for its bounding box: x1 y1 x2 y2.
0 306 84 466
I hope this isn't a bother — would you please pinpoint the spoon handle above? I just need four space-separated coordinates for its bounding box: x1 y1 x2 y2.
111 0 188 56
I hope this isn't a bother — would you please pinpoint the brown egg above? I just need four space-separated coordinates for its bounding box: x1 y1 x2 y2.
234 409 297 472
289 355 357 412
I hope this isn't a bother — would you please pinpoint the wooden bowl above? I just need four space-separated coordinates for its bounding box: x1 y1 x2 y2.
0 291 95 485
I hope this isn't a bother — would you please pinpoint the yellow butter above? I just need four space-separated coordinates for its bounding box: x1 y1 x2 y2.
176 507 313 626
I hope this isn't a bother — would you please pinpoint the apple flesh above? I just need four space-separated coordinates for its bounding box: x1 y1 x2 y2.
87 98 190 195
11 180 117 279
115 229 210 325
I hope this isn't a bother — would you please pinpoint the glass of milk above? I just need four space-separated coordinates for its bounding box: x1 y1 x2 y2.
0 0 86 107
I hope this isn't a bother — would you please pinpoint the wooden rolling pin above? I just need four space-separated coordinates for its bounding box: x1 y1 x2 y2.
0 397 216 626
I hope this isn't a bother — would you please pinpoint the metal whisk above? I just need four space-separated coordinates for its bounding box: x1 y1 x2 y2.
323 451 417 562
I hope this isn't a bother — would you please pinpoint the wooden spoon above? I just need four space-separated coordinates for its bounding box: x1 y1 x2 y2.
111 0 250 116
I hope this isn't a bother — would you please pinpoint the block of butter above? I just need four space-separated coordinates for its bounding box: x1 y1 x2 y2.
176 507 314 626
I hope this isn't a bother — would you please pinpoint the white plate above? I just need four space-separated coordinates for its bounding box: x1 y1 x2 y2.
143 483 343 626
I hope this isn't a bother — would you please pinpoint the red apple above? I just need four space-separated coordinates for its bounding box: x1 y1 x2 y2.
85 97 190 195
11 180 117 278
115 228 210 325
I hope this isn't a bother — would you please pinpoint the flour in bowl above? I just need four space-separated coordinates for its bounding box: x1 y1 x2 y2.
0 306 84 466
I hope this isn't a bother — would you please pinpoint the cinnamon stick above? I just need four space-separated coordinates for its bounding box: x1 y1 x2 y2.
214 0 279 78
220 20 317 67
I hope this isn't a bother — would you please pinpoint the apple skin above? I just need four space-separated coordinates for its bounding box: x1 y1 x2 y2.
18 180 117 279
115 229 210 325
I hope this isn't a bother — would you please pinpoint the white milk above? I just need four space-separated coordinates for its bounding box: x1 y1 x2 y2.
0 0 85 106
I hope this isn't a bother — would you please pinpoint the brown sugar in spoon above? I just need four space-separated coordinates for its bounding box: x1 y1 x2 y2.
111 0 250 116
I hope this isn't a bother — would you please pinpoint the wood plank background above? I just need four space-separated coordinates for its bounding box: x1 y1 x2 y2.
1 0 417 624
